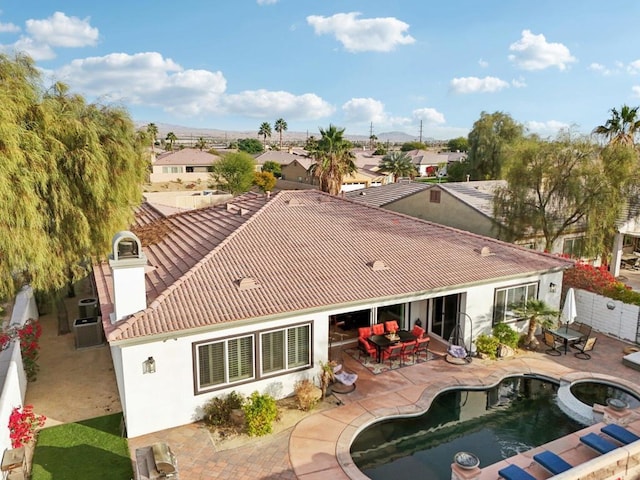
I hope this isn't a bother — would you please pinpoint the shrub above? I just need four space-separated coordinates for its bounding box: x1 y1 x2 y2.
9 405 45 448
564 261 640 306
475 333 500 360
492 323 519 349
202 391 244 427
294 379 319 412
243 391 278 437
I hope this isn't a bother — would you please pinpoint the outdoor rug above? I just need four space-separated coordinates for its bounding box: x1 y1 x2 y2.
343 347 443 375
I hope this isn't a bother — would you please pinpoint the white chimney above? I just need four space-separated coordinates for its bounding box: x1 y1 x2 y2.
108 231 148 323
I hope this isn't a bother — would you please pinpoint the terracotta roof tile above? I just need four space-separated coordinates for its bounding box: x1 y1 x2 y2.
95 190 571 343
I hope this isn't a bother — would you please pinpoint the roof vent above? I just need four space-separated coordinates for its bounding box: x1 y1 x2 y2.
369 260 390 271
288 198 304 206
237 277 260 291
239 208 249 216
478 246 495 257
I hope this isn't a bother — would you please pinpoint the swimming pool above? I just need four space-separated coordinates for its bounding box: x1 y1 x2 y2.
350 376 587 480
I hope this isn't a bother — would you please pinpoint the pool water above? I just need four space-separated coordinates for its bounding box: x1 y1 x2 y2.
570 381 640 409
350 377 587 480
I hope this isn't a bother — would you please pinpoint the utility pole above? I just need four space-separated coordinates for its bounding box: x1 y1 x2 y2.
419 120 423 144
369 122 374 150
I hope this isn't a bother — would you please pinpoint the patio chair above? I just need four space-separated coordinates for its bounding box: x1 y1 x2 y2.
573 337 597 360
542 329 563 356
357 326 372 339
414 336 431 363
381 343 404 368
384 321 399 333
401 340 418 364
498 464 536 480
357 336 377 361
575 322 592 342
411 325 425 339
372 323 385 335
533 450 573 475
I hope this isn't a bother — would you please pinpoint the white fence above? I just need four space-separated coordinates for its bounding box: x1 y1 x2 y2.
0 286 36 455
575 288 640 344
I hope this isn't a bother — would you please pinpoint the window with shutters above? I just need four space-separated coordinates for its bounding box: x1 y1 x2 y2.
196 335 254 391
261 324 311 376
492 282 539 325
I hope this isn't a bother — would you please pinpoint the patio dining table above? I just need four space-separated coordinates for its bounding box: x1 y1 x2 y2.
367 330 416 363
550 326 582 354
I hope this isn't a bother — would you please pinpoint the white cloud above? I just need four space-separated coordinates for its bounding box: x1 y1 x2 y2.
450 76 510 94
478 58 489 68
632 86 640 98
306 12 414 53
257 0 278 4
525 120 571 136
4 36 56 60
342 97 387 123
26 11 98 47
220 89 334 119
627 60 640 75
0 22 19 33
55 52 227 115
589 62 612 75
412 107 446 125
511 77 527 88
508 30 576 71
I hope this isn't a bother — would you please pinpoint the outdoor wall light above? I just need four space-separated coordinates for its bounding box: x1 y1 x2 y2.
549 282 557 293
607 301 616 311
143 356 156 374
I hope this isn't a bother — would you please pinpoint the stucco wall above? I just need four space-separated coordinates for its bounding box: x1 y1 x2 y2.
575 289 639 343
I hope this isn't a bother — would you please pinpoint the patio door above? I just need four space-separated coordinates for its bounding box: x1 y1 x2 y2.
430 294 460 341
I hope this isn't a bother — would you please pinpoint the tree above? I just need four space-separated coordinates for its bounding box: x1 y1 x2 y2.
467 111 524 180
195 136 207 151
0 53 147 299
446 158 472 182
307 124 356 195
511 299 558 348
369 134 378 150
274 118 287 149
400 141 427 152
262 161 282 178
165 131 177 150
253 171 276 193
377 151 416 182
593 105 640 146
493 134 636 257
146 123 158 149
258 122 272 147
237 138 264 154
447 136 468 152
210 152 256 195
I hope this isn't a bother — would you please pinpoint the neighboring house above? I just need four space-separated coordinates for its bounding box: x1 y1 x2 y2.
280 157 315 184
93 190 570 437
610 194 640 277
150 148 220 183
403 150 467 177
347 180 587 256
254 148 309 173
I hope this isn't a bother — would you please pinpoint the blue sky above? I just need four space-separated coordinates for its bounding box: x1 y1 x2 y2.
2 1 640 140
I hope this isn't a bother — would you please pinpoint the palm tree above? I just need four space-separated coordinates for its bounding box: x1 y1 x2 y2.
593 105 640 145
165 131 177 151
378 151 417 182
369 134 378 150
195 136 207 151
307 124 356 195
146 123 158 149
258 122 272 147
512 299 559 348
274 118 287 149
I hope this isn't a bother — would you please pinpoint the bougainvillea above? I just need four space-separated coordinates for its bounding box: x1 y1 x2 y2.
0 318 42 382
563 262 640 306
8 405 45 448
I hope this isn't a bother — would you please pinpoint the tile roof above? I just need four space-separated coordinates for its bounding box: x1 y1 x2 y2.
438 181 506 219
154 148 220 166
345 181 432 207
95 190 571 343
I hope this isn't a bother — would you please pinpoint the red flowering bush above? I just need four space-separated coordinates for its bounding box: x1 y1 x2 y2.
563 262 640 306
0 319 42 382
8 405 45 448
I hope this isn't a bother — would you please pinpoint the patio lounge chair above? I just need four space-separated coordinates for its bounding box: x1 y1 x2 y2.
498 464 536 480
601 424 640 445
533 450 572 475
573 337 597 360
622 350 640 371
580 432 618 454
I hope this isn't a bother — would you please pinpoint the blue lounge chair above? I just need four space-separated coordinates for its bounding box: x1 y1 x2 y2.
580 432 618 454
498 464 536 480
602 424 640 444
533 450 573 474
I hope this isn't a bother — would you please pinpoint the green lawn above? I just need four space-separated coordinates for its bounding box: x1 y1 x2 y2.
31 414 133 480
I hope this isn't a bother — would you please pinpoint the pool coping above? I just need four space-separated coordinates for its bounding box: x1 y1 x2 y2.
289 355 640 480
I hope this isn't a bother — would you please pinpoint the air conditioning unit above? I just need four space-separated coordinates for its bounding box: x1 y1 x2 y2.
73 317 104 349
78 297 99 318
